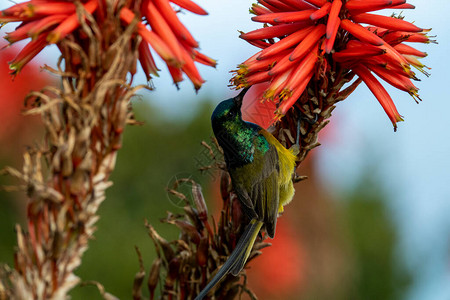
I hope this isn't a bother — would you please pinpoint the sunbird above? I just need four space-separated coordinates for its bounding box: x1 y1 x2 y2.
195 88 299 299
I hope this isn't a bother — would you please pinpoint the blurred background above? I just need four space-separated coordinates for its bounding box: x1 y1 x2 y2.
0 0 449 299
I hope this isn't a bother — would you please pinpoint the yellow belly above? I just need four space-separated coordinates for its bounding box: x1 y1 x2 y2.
259 130 298 212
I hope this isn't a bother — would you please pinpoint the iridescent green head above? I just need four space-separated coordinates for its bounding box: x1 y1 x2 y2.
211 88 248 131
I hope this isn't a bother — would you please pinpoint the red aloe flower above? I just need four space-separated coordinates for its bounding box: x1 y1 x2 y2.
232 0 435 129
1 0 216 89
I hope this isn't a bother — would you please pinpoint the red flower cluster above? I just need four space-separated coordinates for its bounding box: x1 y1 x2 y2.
1 0 215 89
232 0 434 128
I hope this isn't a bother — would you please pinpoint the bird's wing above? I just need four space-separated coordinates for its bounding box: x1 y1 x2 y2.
231 142 280 238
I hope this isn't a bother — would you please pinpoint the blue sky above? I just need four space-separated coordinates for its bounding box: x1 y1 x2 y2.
1 0 449 299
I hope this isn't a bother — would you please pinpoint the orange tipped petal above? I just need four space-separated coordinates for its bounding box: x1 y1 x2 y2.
277 71 313 116
258 26 315 59
120 7 177 63
283 0 318 10
193 50 217 67
351 13 423 32
170 0 208 15
265 68 292 99
340 19 385 46
9 33 49 75
27 2 76 16
240 23 310 40
258 0 283 12
268 53 295 76
324 21 340 53
28 14 67 38
47 0 98 43
290 24 326 61
168 65 184 86
345 0 401 13
252 10 316 23
391 3 415 9
245 71 272 86
139 41 160 81
394 43 427 57
154 0 199 48
5 20 37 43
263 0 297 11
304 0 327 7
326 0 342 39
144 1 184 64
310 2 331 21
353 65 403 128
250 3 273 15
333 45 385 62
285 47 318 90
180 48 205 90
367 63 419 96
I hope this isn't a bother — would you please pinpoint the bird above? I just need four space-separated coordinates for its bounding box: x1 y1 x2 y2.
195 88 299 300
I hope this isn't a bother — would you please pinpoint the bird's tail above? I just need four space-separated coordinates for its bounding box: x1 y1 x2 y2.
194 219 263 300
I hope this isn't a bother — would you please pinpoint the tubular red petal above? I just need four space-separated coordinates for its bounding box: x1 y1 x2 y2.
403 54 430 76
240 23 310 40
170 0 208 15
304 0 327 7
363 55 416 79
367 63 419 95
393 43 427 57
250 4 273 15
264 0 298 11
120 8 177 63
353 65 403 127
252 10 316 23
290 24 326 61
247 49 291 73
27 2 76 16
326 0 342 38
153 0 199 48
9 32 48 75
340 19 385 46
246 71 272 86
168 65 184 84
265 68 292 99
310 2 331 20
180 48 205 90
268 52 294 76
47 0 98 43
277 71 313 116
351 13 423 32
333 45 385 62
346 0 399 13
5 21 37 43
144 1 184 64
28 14 67 38
248 39 273 49
258 26 315 59
285 47 318 90
283 0 318 10
193 50 217 67
259 0 283 12
384 31 435 44
391 3 415 9
139 40 160 80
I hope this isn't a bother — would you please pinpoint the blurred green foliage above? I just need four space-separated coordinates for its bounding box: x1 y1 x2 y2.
0 99 411 299
343 174 412 300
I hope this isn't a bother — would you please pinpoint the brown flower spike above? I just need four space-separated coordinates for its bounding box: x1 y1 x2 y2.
232 0 435 129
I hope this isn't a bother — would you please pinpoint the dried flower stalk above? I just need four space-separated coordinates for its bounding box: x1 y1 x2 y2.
134 154 268 299
0 4 145 299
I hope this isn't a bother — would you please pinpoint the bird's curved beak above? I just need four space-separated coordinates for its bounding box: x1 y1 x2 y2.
233 87 250 109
